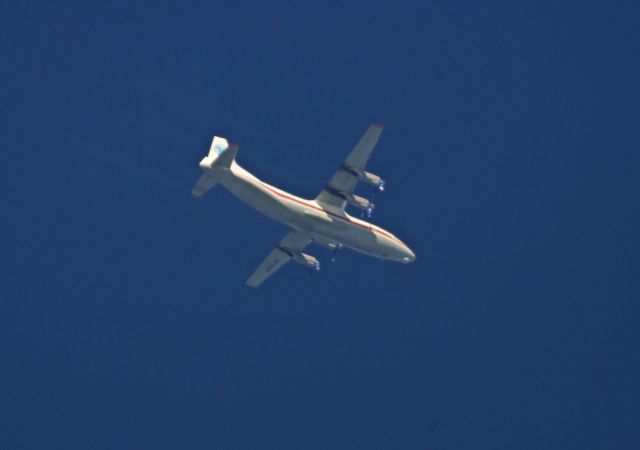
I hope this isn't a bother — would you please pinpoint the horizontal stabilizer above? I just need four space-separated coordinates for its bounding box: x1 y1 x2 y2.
191 173 219 197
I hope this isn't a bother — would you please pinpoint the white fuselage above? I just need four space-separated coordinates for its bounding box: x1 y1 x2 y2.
219 162 415 263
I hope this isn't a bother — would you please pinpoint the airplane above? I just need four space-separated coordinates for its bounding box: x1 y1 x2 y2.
191 124 416 287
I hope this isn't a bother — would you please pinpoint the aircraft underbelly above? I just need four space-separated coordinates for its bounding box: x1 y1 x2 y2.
295 213 381 257
332 225 380 256
224 171 384 257
223 176 286 222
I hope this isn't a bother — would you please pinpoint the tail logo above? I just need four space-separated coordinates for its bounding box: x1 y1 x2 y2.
214 143 226 155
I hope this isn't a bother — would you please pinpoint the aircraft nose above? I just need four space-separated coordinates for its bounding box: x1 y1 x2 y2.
401 248 416 263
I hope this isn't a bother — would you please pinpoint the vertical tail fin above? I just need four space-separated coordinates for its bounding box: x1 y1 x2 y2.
200 136 228 168
208 136 229 158
199 136 238 170
191 136 238 197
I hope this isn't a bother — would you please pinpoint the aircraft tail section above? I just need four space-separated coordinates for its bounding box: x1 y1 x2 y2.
201 136 238 169
191 136 239 197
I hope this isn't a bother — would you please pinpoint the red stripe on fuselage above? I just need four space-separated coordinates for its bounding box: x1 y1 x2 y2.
249 178 406 247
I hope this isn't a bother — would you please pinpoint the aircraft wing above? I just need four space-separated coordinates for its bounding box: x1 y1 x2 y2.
315 124 385 211
246 229 314 287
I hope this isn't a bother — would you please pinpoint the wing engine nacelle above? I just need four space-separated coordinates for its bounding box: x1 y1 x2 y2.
327 188 373 211
343 192 373 210
347 167 385 189
290 251 321 271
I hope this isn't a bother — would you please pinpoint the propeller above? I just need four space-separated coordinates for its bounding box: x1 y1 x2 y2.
366 204 374 218
360 202 375 219
309 260 321 276
362 181 385 218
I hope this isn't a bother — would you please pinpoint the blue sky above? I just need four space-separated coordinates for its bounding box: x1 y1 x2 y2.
2 1 639 449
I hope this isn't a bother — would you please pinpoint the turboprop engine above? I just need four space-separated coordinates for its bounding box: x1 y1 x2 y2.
343 192 373 210
290 251 321 271
346 167 385 192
